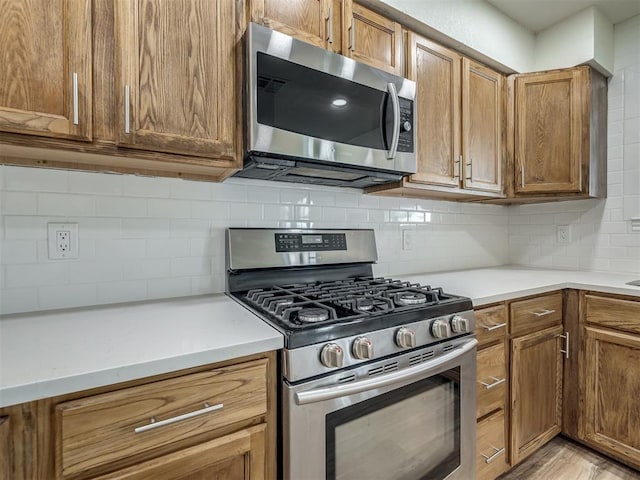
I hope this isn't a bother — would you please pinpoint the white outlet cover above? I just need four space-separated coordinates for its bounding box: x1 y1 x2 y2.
402 229 414 251
48 223 79 259
556 225 571 244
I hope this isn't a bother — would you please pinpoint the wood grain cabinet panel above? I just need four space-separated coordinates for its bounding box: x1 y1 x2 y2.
510 325 564 465
91 424 267 480
477 343 507 419
115 0 238 160
462 58 503 193
509 65 607 200
510 292 563 337
477 410 508 480
475 304 508 348
0 415 9 480
585 294 640 335
56 359 268 477
583 326 640 470
344 2 403 75
0 0 92 140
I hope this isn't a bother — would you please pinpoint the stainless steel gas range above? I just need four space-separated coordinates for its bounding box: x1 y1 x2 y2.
226 228 477 480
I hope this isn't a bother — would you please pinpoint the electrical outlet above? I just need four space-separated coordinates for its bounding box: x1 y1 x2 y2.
402 229 414 251
48 223 79 259
556 225 571 244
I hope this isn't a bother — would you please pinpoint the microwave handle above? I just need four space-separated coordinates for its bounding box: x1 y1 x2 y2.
386 82 400 160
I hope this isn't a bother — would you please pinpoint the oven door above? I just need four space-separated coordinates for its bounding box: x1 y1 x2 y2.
283 338 477 480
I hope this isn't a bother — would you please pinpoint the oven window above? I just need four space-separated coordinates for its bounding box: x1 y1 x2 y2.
326 368 460 480
256 53 394 150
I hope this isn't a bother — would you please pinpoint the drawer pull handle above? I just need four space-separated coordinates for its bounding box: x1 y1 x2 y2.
532 309 556 317
134 402 223 433
480 377 506 389
484 322 507 332
482 446 505 463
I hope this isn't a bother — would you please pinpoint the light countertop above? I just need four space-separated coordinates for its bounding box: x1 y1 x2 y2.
2 266 640 409
0 294 283 408
402 266 640 306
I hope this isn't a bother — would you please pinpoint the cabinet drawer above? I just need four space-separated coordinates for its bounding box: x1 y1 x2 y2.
475 304 508 348
585 294 640 335
56 359 268 477
477 409 508 480
510 292 562 336
477 343 507 419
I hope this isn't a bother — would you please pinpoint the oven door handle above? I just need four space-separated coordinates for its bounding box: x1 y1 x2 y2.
295 339 478 406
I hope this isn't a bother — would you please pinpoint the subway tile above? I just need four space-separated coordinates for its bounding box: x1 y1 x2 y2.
244 186 280 204
335 192 359 207
147 238 190 258
97 280 148 304
264 204 295 221
94 239 146 259
191 200 230 220
1 191 37 214
123 258 171 280
170 179 213 200
5 263 69 288
280 189 310 205
0 287 39 314
3 166 69 192
229 202 263 220
69 171 124 195
122 218 170 238
96 196 148 217
170 219 211 238
148 277 192 298
171 257 211 276
68 261 123 283
38 193 96 217
147 198 191 218
122 175 173 197
296 205 323 221
1 240 38 265
38 284 98 311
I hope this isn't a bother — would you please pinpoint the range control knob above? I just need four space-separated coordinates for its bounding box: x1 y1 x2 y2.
432 319 452 339
352 337 374 360
320 343 344 368
402 121 412 132
450 315 469 333
395 327 416 349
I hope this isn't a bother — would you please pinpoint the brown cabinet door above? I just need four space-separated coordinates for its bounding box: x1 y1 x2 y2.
406 33 461 188
115 0 237 160
0 0 92 140
583 327 640 469
0 416 9 480
250 0 331 49
477 343 507 419
514 68 585 194
477 410 508 480
92 424 267 480
344 3 402 75
510 325 563 465
462 58 503 194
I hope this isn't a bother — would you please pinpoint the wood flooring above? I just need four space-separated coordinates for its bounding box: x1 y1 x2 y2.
499 437 640 480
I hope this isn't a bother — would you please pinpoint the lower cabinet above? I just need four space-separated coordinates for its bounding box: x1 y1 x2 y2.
91 424 267 480
0 351 276 480
581 293 640 470
477 410 508 480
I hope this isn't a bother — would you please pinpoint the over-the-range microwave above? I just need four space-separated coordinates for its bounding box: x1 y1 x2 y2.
235 22 417 188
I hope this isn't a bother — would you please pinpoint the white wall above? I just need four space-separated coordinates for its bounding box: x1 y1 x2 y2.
508 14 640 273
534 6 614 75
0 166 509 314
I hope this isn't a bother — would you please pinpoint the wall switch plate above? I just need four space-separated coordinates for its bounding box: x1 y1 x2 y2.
48 223 79 259
402 229 414 251
556 225 571 244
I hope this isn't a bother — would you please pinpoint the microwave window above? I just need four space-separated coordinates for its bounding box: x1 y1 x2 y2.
256 53 392 151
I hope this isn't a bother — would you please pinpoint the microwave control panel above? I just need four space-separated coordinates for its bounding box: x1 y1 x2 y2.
398 98 414 153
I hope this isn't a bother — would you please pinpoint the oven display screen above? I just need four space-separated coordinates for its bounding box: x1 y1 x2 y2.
275 233 347 252
302 235 323 244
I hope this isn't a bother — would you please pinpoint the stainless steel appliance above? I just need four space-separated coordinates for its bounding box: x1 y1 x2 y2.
236 23 417 188
226 228 476 480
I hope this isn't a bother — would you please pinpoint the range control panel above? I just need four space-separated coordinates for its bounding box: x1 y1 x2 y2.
275 233 347 252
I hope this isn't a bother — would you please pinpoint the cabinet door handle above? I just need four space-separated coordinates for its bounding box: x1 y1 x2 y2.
72 72 79 125
454 155 461 182
480 376 506 389
465 159 472 181
327 6 333 44
482 446 505 463
349 19 355 51
532 309 555 317
124 85 131 134
134 402 224 433
483 322 507 332
521 165 525 188
557 331 569 359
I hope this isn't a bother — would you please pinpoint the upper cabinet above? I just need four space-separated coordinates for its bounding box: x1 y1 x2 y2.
250 0 333 50
115 0 237 160
344 2 403 75
0 0 92 140
368 34 505 200
507 66 607 200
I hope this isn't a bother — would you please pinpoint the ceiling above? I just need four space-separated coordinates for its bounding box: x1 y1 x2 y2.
486 0 640 32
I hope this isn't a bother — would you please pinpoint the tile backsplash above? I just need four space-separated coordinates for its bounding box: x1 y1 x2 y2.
0 166 508 314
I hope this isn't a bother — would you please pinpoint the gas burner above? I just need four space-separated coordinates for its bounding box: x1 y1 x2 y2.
356 298 374 311
298 308 330 323
395 292 427 306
